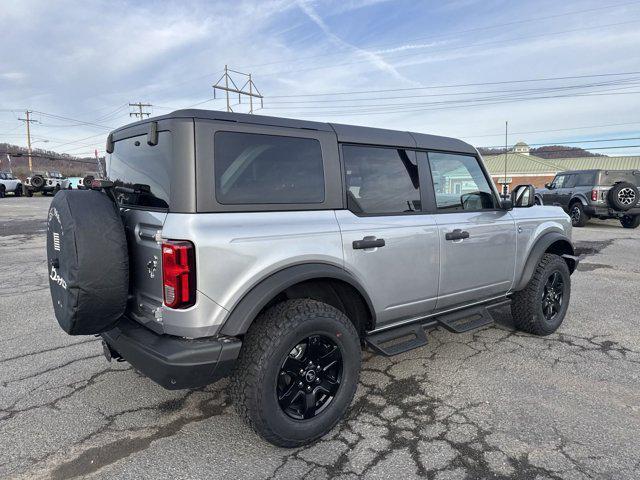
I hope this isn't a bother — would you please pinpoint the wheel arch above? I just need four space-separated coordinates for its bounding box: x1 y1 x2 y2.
514 232 577 291
219 263 376 337
569 194 588 207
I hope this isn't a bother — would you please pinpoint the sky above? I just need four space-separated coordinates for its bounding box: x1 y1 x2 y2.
1 0 640 158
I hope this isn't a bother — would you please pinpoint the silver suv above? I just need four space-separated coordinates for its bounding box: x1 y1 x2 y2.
46 110 578 447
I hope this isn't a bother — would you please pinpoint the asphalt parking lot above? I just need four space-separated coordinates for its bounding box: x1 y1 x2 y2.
1 196 639 480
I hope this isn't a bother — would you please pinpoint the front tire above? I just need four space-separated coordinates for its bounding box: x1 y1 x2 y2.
569 202 589 227
15 184 22 197
620 214 640 229
511 253 571 336
26 188 33 197
0 185 5 198
230 299 361 448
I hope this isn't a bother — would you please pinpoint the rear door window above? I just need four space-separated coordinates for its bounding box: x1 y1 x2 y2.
342 145 421 214
574 172 595 186
107 132 172 209
214 132 324 204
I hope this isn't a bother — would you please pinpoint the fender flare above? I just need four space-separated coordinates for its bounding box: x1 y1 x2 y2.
513 232 577 291
569 194 589 206
219 263 376 336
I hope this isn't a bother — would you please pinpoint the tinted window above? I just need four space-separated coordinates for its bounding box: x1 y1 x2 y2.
214 132 324 205
107 132 172 209
343 145 420 214
574 172 596 186
428 153 496 211
553 175 566 188
564 174 577 188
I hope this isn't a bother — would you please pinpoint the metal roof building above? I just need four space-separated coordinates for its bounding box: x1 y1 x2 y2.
483 153 640 175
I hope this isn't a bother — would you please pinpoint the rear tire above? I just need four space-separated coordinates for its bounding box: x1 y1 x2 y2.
26 188 33 197
620 214 640 229
0 185 5 198
230 299 361 448
569 202 589 227
15 184 22 197
608 182 638 211
511 254 571 336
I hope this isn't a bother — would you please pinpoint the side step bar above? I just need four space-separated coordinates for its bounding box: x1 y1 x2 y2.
366 301 507 356
438 306 493 333
365 323 429 356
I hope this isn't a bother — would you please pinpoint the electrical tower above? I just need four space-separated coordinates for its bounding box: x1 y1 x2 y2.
17 110 38 172
213 65 263 113
129 102 152 119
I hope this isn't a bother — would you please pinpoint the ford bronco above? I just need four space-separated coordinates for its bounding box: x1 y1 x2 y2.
46 110 578 447
536 169 640 228
25 170 70 196
0 171 22 197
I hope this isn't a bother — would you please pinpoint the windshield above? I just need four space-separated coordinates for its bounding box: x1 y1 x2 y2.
49 171 63 178
106 131 172 209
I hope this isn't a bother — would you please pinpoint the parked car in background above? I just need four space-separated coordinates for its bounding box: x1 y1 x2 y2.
0 171 23 197
67 171 103 189
535 169 640 228
24 170 70 196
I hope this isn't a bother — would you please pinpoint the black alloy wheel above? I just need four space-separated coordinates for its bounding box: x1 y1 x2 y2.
541 271 564 322
277 334 343 420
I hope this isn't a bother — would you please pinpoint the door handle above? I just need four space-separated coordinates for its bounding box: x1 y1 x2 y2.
353 236 385 249
445 229 470 241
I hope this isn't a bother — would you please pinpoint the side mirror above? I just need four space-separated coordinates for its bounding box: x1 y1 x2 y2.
544 182 553 189
511 184 536 208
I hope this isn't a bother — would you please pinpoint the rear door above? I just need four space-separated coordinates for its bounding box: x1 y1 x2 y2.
336 144 439 327
106 129 174 331
422 152 516 309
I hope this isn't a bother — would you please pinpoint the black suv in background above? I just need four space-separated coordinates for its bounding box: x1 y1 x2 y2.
536 169 640 228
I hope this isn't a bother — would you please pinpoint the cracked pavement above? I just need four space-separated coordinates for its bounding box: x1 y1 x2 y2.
1 197 639 479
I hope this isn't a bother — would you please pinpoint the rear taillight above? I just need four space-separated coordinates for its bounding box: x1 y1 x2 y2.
162 240 195 309
591 189 599 201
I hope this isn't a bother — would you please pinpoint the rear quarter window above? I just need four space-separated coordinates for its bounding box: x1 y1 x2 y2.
214 131 325 205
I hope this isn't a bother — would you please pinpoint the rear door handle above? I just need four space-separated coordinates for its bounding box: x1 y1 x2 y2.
445 229 470 241
353 236 385 249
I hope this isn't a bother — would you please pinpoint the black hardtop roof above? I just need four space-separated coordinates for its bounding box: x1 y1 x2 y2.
112 109 477 154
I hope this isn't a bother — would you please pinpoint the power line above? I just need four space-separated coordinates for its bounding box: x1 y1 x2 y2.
252 18 640 78
239 1 640 71
464 121 640 139
266 71 640 99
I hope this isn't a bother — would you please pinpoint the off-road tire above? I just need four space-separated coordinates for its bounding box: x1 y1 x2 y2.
620 214 640 229
569 202 589 227
608 181 638 211
230 299 361 448
15 184 22 197
511 253 571 336
26 188 33 197
0 185 5 198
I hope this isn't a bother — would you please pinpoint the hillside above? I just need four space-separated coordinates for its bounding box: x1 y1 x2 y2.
478 145 605 159
0 143 104 179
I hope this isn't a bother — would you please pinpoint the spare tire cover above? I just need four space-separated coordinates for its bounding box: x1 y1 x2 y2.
47 190 129 335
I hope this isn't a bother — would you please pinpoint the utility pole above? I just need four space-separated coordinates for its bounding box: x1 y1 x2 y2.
129 102 152 119
18 110 37 172
504 121 508 197
213 65 263 113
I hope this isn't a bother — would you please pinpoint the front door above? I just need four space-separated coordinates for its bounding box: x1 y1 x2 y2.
422 152 517 309
336 145 439 328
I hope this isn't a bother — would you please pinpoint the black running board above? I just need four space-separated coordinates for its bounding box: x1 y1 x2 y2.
365 300 507 356
365 323 428 356
437 306 494 333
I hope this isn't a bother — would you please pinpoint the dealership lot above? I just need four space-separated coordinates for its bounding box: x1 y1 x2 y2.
1 196 639 479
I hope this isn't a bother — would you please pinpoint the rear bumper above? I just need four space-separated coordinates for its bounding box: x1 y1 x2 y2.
101 316 242 390
584 205 640 217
